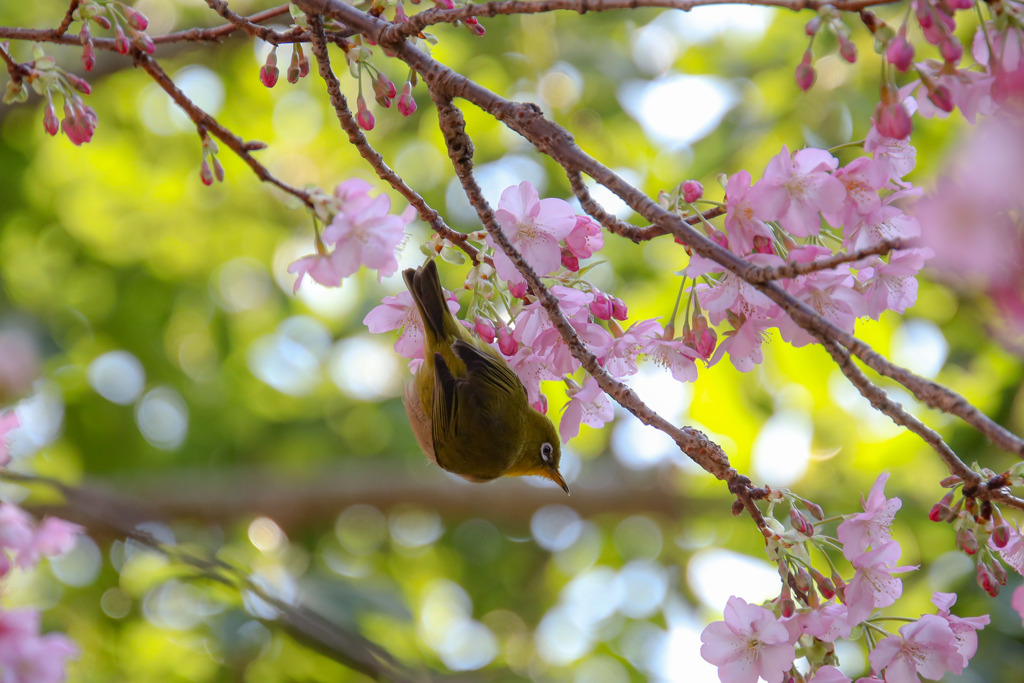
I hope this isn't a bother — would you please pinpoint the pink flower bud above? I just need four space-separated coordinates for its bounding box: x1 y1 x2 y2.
591 293 612 320
611 297 628 321
81 41 96 71
886 30 915 71
838 36 857 64
940 37 963 63
260 49 279 88
560 248 580 272
532 394 548 414
397 81 416 117
92 15 112 30
373 73 396 108
43 102 59 136
682 180 703 203
956 525 978 555
976 562 999 597
874 89 912 139
66 73 92 95
212 156 225 182
464 16 486 36
136 32 155 55
126 8 149 31
497 326 518 356
200 159 214 186
795 50 816 92
927 84 955 113
928 491 954 522
508 280 528 299
395 4 409 22
695 326 716 360
790 507 814 536
752 235 775 254
474 317 496 344
114 25 130 54
356 95 375 131
805 17 820 36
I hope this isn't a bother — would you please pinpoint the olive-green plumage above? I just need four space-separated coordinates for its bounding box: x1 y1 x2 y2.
402 261 567 492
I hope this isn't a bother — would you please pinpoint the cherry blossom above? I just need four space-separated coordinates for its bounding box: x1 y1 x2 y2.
564 215 604 261
930 592 989 667
837 471 902 561
559 375 614 441
776 247 865 347
844 541 917 627
859 248 933 318
16 518 84 570
864 126 917 181
287 251 345 292
487 181 576 285
700 595 795 683
321 194 416 280
363 289 459 361
868 614 962 683
723 170 774 255
747 146 846 237
806 665 851 683
0 609 79 683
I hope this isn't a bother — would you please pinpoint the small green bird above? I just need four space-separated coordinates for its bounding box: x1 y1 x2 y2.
402 261 568 493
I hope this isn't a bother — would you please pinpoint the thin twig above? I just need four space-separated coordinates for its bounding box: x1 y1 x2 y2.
384 0 900 39
746 239 915 282
133 51 314 209
306 13 485 264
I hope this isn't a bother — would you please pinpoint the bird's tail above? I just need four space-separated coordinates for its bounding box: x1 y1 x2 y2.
403 260 461 346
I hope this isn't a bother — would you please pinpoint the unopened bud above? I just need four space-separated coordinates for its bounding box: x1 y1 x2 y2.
474 317 496 344
682 180 703 203
929 491 954 522
795 50 816 92
956 525 978 555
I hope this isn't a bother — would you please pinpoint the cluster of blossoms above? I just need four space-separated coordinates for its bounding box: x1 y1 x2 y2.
359 180 717 441
289 179 418 291
0 416 82 683
798 1 1024 139
699 473 1008 683
685 127 927 372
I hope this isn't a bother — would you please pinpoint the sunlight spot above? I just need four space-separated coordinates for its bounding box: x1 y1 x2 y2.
751 410 813 486
687 548 778 612
618 75 737 148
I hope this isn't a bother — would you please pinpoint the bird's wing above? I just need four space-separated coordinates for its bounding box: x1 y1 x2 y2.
431 352 459 452
451 340 524 398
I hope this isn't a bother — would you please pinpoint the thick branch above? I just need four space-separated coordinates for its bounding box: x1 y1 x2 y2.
429 89 768 528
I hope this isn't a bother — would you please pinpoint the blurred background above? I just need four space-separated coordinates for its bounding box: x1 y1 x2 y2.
1 1 1023 680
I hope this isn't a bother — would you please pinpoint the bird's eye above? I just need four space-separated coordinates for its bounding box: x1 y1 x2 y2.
540 442 553 462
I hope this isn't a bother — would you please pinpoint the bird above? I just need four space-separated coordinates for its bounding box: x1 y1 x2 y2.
401 261 568 493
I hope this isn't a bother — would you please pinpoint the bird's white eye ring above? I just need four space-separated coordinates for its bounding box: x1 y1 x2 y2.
541 442 553 462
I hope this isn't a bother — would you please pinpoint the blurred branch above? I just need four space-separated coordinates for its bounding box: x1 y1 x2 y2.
20 462 688 531
1 468 497 683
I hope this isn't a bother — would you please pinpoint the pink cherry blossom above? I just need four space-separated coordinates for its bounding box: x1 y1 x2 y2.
709 317 774 372
825 157 889 228
363 289 459 360
837 471 902 560
16 518 84 570
0 411 18 466
723 170 775 255
844 541 917 627
868 614 962 683
776 246 865 347
564 215 603 260
559 375 614 441
0 621 79 683
843 202 921 252
506 347 556 405
910 60 995 123
1012 585 1024 626
782 600 851 643
641 336 700 383
488 181 576 285
859 248 933 318
930 591 989 667
686 252 783 325
0 503 34 555
321 194 415 280
700 595 795 683
864 126 917 181
806 665 851 683
604 319 663 377
748 146 847 237
287 251 345 292
991 523 1024 575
